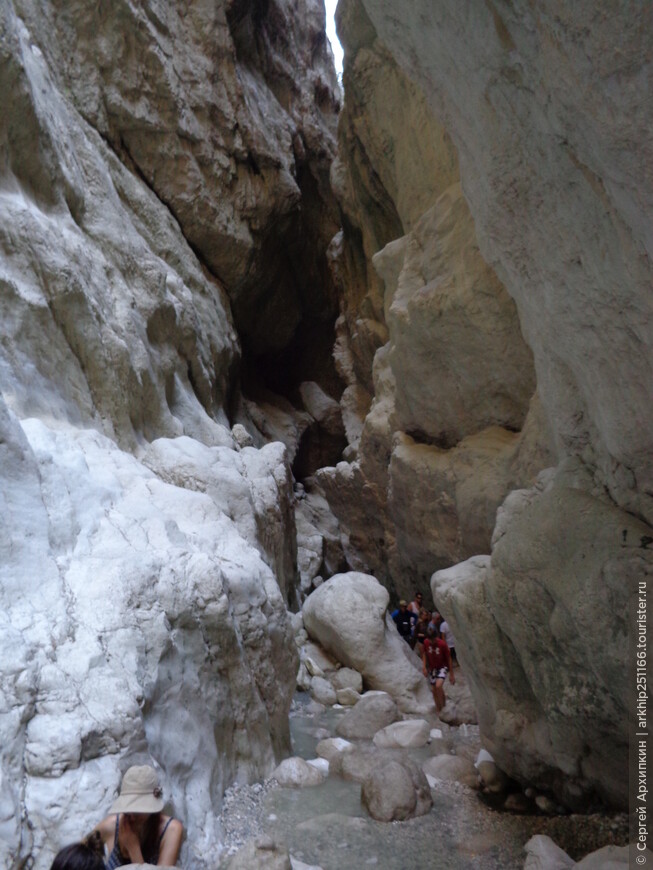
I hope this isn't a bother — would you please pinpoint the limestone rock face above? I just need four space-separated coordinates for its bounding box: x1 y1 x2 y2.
302 572 433 713
433 469 653 809
14 0 341 356
335 0 653 811
0 1 336 867
0 408 297 869
321 0 549 595
356 0 653 528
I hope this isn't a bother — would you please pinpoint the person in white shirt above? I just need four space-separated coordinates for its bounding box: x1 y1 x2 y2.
439 620 458 667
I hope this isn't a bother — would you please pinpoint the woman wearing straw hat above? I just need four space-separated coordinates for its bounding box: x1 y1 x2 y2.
93 765 183 867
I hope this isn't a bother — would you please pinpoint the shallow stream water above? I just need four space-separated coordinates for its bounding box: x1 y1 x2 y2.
252 692 629 870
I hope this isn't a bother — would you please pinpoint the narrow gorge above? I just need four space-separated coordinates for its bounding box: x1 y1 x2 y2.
0 1 650 868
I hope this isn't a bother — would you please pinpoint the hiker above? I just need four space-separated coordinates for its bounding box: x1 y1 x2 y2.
392 599 417 645
407 591 424 617
422 625 455 712
50 832 105 870
413 608 431 657
440 618 458 666
92 765 183 867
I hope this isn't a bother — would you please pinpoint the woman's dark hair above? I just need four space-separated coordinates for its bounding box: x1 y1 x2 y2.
50 831 105 870
141 812 163 863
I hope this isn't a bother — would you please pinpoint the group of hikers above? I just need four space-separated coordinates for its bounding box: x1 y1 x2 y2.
50 766 183 869
392 591 458 712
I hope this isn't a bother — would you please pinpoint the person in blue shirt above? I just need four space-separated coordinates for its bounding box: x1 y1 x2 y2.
392 599 417 646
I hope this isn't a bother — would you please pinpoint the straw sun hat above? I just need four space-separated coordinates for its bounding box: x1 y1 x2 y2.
109 765 164 814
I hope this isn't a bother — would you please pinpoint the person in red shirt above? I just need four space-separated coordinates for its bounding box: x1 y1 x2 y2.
422 625 455 712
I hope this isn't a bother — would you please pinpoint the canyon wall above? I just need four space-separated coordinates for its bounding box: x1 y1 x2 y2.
0 1 340 866
332 0 653 809
321 0 553 597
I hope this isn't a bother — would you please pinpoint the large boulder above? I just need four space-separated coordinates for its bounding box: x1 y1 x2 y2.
372 720 430 749
336 693 398 740
272 758 326 788
361 758 432 822
302 572 434 713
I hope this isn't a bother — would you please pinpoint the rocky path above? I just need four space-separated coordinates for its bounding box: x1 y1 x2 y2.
218 691 628 869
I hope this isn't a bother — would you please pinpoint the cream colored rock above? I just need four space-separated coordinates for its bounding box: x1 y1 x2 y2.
330 667 364 693
373 720 430 749
358 0 653 527
336 688 361 706
315 737 354 764
273 757 326 788
302 573 433 713
421 755 478 788
433 470 653 809
376 183 535 444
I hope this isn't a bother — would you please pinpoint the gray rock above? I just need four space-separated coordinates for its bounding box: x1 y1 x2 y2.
330 667 364 694
310 677 337 706
523 835 575 870
361 758 432 822
422 755 478 788
373 720 430 749
315 737 354 764
336 688 361 706
272 757 325 788
222 838 291 870
336 692 399 739
303 573 433 713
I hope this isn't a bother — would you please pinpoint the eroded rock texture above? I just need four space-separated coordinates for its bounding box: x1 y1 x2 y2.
320 0 551 596
0 0 338 866
338 0 653 808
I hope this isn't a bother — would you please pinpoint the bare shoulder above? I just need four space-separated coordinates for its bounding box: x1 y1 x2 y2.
163 817 183 837
94 814 117 840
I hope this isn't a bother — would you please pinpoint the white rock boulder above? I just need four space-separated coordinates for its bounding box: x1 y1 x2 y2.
373 720 430 749
302 572 433 713
272 758 326 788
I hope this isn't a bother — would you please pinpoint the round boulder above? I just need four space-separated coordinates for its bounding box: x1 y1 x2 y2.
310 676 337 706
361 758 432 822
273 757 325 788
336 687 360 706
336 692 398 739
330 667 363 694
373 720 430 749
316 737 353 764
